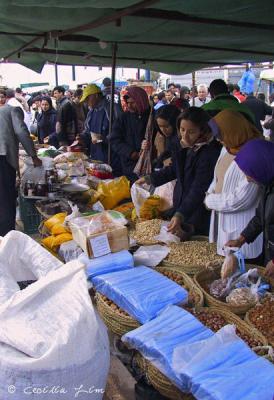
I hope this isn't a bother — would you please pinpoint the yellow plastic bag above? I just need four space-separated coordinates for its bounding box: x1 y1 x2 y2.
51 223 69 235
97 176 130 210
140 195 161 220
44 213 67 232
42 233 72 251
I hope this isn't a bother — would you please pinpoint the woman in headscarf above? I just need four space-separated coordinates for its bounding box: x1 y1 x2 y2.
36 96 58 147
205 109 263 261
110 86 151 183
226 139 274 276
136 107 221 240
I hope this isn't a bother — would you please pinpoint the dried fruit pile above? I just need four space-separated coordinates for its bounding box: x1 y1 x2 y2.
130 219 162 244
191 310 262 348
165 242 222 267
100 295 130 317
248 296 274 345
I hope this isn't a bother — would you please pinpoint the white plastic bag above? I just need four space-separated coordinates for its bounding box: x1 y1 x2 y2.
154 180 176 211
64 201 82 226
0 231 63 282
21 156 53 187
0 260 110 399
133 245 170 267
154 222 180 244
131 183 150 217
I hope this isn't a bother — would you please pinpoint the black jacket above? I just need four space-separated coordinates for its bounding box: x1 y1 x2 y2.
56 97 78 145
243 96 272 133
37 109 57 143
242 181 274 264
110 109 150 182
150 139 221 235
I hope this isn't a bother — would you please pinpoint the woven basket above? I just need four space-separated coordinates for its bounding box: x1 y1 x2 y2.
245 299 274 347
197 306 268 346
147 362 194 400
252 346 274 363
155 266 204 309
194 263 270 315
95 293 140 337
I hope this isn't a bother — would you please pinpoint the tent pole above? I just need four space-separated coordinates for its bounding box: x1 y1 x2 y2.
108 42 117 165
55 63 58 86
192 71 195 106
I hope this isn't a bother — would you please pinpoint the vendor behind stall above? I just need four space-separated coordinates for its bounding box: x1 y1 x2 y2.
37 96 58 147
136 107 221 240
225 139 274 275
110 86 152 183
80 84 121 175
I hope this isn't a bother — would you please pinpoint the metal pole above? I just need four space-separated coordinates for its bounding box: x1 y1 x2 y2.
192 71 195 106
108 42 117 165
72 65 76 81
54 63 59 86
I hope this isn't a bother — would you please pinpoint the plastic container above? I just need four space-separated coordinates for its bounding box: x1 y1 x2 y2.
19 195 42 234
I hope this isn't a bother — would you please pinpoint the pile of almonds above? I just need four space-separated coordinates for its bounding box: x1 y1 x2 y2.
248 296 274 345
191 309 262 348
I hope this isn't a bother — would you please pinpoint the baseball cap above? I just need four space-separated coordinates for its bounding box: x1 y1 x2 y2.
80 84 101 102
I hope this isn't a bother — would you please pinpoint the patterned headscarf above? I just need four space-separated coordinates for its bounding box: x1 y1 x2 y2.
235 139 274 185
124 86 150 114
213 109 262 154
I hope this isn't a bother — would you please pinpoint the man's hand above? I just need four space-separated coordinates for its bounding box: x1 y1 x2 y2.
141 140 149 151
225 235 246 249
131 151 139 161
135 177 146 185
91 132 103 144
265 260 274 279
32 156 42 167
167 215 183 235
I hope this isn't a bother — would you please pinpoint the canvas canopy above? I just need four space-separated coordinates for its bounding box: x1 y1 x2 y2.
0 0 273 74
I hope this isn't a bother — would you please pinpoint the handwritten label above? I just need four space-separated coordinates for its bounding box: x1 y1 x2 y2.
89 234 111 258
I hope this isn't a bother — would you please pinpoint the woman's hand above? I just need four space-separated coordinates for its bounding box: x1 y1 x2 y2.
32 156 42 167
225 235 246 249
265 260 274 279
135 177 146 186
141 140 149 151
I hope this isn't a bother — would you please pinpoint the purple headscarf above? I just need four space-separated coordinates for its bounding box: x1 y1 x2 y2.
235 139 274 185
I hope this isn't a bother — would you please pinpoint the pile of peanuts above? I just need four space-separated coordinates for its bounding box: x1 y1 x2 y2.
130 219 162 244
248 296 274 344
191 309 262 348
165 242 222 267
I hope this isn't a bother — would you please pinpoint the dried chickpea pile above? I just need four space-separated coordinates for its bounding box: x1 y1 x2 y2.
165 242 222 267
130 219 162 244
100 295 131 317
191 310 262 348
248 296 274 344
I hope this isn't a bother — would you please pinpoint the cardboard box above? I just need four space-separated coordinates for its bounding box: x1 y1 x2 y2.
70 219 129 258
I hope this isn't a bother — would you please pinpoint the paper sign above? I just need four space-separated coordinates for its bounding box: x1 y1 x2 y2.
89 234 111 258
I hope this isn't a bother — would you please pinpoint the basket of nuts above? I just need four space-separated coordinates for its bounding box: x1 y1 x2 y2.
155 266 204 309
95 293 140 337
162 241 223 275
194 263 272 315
245 296 274 347
129 218 163 245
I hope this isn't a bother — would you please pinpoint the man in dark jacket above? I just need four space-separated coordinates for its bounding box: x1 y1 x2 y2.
243 93 272 133
53 86 78 146
81 84 121 173
0 104 41 235
203 79 255 124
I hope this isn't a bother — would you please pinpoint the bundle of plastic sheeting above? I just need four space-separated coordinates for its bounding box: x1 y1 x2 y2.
0 230 63 283
0 260 110 400
173 325 274 399
93 267 188 324
79 250 134 281
122 305 213 391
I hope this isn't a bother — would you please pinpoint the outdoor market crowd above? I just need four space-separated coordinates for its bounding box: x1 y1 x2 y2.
0 77 273 278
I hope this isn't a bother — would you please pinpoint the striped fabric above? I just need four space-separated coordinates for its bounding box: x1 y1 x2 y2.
205 148 263 258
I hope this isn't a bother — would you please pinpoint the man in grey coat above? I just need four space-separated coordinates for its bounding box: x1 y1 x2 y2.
0 104 41 236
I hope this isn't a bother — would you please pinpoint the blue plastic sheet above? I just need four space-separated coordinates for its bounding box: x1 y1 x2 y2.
123 305 213 390
173 326 274 399
79 250 134 281
93 267 188 324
